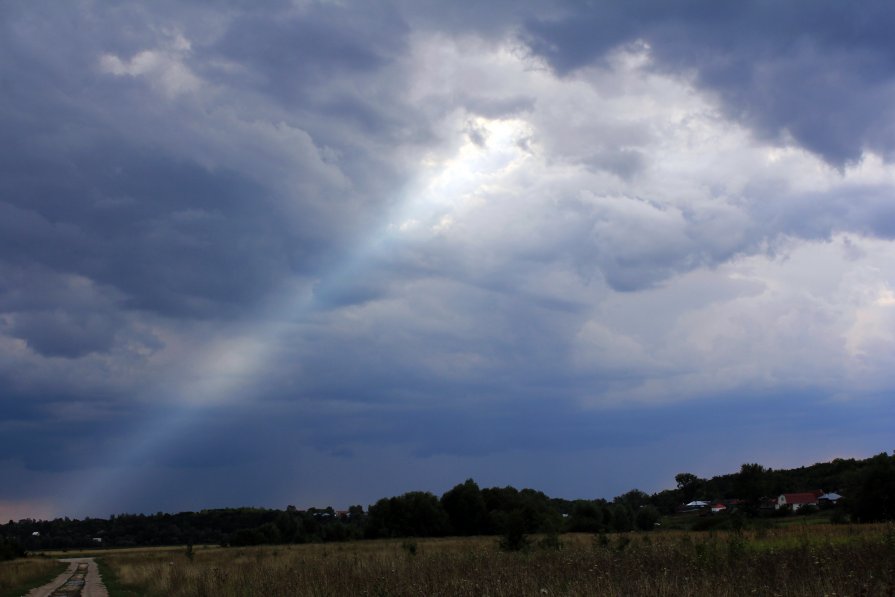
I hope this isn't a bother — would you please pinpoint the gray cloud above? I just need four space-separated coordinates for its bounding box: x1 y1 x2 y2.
524 0 895 165
5 311 117 359
0 1 428 325
3 0 895 518
213 3 408 103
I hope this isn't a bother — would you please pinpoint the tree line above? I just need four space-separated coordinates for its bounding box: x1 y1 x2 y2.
1 451 893 556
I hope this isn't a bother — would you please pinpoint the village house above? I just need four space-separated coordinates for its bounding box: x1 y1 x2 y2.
679 500 710 512
776 491 822 511
818 492 843 505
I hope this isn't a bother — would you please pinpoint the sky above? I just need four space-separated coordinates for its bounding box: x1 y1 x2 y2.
2 0 895 521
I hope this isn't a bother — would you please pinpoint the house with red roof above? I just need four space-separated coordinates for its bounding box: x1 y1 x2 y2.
776 492 821 511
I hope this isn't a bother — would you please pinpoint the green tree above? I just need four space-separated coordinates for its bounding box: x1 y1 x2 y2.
849 453 895 522
733 463 769 508
0 538 25 561
365 492 449 538
635 505 660 531
615 489 650 510
480 485 558 534
675 473 704 503
274 511 298 542
609 504 633 532
498 510 530 552
441 479 487 536
567 500 604 533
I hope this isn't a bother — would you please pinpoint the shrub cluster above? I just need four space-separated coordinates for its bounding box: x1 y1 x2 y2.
0 538 25 561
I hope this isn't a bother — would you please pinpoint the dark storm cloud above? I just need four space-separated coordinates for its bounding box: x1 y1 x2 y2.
747 182 895 242
524 0 895 165
5 311 116 358
0 379 52 423
0 0 446 511
0 1 423 330
53 389 895 516
0 260 129 358
213 2 408 104
1 149 299 320
203 2 432 196
397 0 560 36
0 381 137 472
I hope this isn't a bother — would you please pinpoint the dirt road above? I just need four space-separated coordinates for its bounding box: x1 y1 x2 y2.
22 557 108 597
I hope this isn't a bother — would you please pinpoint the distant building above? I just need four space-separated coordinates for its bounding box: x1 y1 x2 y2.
777 492 820 511
682 500 709 510
759 497 777 510
818 492 843 505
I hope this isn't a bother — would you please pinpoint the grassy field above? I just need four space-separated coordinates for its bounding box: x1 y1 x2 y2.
0 557 68 597
40 545 221 559
93 523 895 596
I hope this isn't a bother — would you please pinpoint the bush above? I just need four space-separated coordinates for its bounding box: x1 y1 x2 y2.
829 509 848 524
230 528 267 546
727 534 747 560
773 505 792 517
400 540 417 556
615 535 631 553
609 505 633 533
499 511 530 552
538 530 562 551
691 516 729 531
849 455 895 522
0 538 25 561
567 501 604 533
635 506 660 531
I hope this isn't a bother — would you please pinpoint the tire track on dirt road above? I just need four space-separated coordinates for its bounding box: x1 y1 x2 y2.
22 558 108 597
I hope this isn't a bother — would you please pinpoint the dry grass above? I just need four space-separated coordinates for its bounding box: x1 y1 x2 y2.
41 545 221 558
98 524 895 596
0 558 68 597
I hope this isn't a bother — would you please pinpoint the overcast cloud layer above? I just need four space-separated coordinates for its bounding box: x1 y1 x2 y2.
2 1 895 519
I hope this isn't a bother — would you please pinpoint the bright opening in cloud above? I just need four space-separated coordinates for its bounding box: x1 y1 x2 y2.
394 116 533 237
